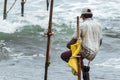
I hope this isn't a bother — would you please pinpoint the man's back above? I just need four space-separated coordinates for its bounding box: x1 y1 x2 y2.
81 18 102 53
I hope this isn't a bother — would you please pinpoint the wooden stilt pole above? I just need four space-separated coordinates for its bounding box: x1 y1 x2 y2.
3 0 7 19
77 16 82 80
78 57 82 80
44 0 54 80
46 0 49 10
21 0 25 17
77 16 80 40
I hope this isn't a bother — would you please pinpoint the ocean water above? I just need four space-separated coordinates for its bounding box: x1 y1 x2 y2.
0 0 120 80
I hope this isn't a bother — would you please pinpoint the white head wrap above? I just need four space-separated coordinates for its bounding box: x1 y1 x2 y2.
81 8 92 14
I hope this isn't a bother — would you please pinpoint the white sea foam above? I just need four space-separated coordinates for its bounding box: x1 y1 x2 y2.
95 58 120 69
0 17 24 33
0 0 119 33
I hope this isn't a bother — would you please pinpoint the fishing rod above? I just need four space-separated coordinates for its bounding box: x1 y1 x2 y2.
3 0 7 19
44 0 54 80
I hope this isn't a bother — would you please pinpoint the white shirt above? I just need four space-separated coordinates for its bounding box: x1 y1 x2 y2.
73 18 102 54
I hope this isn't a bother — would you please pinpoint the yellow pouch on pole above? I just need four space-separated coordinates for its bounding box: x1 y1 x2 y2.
67 39 82 75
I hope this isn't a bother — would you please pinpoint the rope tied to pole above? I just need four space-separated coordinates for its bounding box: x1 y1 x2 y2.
7 0 17 14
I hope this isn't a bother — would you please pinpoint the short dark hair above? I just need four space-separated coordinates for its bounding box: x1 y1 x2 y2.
82 14 93 18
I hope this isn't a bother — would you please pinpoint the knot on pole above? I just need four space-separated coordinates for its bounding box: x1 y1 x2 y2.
46 61 50 67
44 32 54 36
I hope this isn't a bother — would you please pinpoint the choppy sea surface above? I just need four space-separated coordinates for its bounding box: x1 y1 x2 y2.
0 0 120 80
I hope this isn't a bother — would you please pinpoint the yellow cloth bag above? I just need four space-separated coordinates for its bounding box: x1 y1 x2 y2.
67 39 82 75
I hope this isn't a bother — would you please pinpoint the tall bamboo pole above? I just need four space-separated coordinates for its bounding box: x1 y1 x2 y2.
77 16 80 39
3 0 7 19
77 16 82 80
44 0 54 80
21 0 25 17
78 57 82 80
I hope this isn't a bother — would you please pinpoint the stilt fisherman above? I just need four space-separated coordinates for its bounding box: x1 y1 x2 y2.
61 7 103 80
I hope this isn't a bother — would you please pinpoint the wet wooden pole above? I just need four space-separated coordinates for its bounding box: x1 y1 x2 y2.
77 16 82 80
21 0 25 17
3 0 7 19
46 0 49 10
44 0 54 80
78 57 82 80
